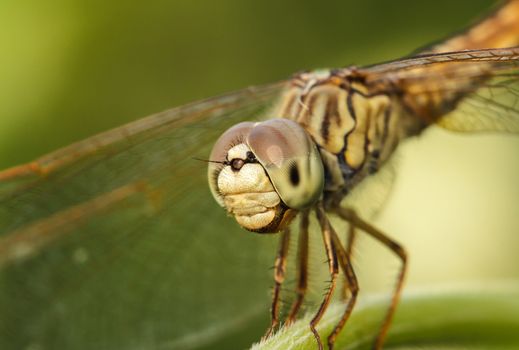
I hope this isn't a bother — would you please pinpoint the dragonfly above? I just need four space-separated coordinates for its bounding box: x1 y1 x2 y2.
1 1 519 350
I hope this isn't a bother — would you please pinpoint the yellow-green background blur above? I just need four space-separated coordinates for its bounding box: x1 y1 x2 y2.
1 0 518 347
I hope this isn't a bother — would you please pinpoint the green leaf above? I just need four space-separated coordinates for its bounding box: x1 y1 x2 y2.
254 286 519 350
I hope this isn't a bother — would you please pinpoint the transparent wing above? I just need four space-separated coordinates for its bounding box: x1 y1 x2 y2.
0 82 284 349
359 47 519 133
438 72 519 132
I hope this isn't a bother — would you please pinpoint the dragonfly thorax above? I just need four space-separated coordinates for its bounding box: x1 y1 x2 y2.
275 70 424 206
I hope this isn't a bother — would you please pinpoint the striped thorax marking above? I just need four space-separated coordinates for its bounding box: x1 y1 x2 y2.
273 69 418 201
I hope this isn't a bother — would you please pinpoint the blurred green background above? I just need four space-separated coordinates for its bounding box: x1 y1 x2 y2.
1 0 518 349
0 0 500 168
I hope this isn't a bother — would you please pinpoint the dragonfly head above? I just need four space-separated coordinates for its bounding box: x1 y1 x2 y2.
208 119 324 233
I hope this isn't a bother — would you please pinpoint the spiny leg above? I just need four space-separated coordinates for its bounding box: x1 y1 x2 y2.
325 215 359 350
263 227 291 339
336 207 407 350
311 204 339 350
285 211 310 326
342 224 357 300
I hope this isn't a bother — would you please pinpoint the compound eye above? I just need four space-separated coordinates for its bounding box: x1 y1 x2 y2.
247 119 324 209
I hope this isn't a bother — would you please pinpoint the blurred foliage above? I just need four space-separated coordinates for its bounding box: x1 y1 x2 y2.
0 0 494 168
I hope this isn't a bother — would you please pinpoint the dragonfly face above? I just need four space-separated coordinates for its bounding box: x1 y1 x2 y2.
208 118 324 232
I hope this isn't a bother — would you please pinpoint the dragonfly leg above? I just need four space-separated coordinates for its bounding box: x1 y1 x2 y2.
341 224 357 300
336 207 407 350
263 227 291 340
310 204 340 350
285 211 310 326
326 219 359 349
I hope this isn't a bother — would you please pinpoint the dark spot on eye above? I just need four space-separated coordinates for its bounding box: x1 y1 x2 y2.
289 163 300 186
231 158 245 171
246 151 257 162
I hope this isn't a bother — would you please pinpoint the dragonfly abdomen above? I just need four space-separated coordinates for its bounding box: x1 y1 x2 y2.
427 0 519 53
